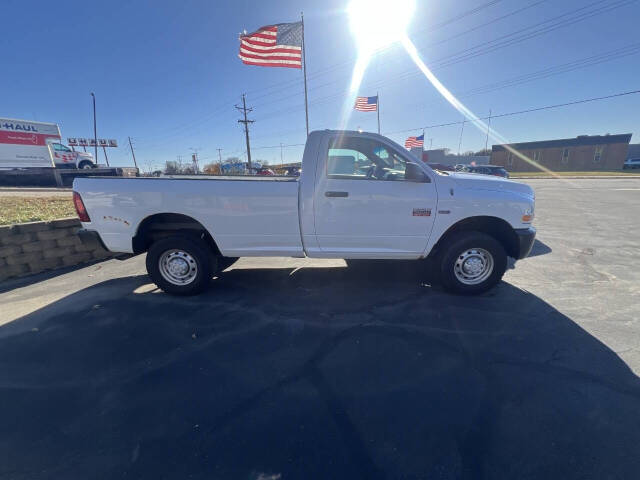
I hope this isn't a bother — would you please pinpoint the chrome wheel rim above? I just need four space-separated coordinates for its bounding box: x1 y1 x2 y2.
158 249 198 286
454 248 494 285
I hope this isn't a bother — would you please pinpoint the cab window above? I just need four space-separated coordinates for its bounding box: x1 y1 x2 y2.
52 143 71 152
327 136 411 181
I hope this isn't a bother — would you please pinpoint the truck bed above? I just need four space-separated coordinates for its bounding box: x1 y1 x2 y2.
74 176 303 256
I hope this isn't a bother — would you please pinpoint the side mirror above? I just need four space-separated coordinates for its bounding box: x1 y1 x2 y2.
405 162 429 182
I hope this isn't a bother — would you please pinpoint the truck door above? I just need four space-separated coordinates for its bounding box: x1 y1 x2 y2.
313 133 437 258
50 142 76 167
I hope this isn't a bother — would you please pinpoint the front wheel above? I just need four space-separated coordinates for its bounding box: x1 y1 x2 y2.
146 235 215 295
438 231 507 295
78 161 94 170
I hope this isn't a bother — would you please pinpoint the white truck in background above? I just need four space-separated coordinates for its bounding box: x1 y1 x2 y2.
0 118 95 169
73 130 536 296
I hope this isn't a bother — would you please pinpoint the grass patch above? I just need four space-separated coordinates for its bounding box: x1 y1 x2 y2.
510 170 640 177
0 196 76 226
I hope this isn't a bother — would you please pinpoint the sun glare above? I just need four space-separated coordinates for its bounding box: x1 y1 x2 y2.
348 0 416 55
344 0 551 173
343 0 415 129
401 36 552 173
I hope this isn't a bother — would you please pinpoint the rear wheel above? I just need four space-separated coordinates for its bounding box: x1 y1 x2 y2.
438 231 507 295
146 235 215 295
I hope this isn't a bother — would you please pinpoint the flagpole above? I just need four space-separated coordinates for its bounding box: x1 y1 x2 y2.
301 12 309 138
377 91 380 134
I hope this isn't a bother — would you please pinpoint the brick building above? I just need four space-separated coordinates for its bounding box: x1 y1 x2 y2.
491 133 632 172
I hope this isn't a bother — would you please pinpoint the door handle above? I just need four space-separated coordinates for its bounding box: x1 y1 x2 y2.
325 191 349 198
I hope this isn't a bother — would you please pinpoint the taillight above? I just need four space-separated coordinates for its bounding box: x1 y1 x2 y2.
73 191 91 222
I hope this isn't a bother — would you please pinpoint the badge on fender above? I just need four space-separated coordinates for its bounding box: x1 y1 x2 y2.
412 208 431 217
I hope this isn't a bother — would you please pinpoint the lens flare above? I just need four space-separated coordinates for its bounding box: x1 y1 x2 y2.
348 0 416 55
343 0 416 130
400 35 551 173
344 1 557 175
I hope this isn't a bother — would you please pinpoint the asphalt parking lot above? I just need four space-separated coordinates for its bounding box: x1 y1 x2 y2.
1 178 639 479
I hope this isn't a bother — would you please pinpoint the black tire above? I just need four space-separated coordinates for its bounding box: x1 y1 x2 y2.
78 161 94 170
145 235 215 296
438 231 507 295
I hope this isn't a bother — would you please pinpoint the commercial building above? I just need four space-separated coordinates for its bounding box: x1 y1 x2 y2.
412 148 490 167
627 144 640 161
491 133 632 172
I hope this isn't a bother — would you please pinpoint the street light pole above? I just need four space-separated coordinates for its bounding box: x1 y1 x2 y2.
90 93 98 165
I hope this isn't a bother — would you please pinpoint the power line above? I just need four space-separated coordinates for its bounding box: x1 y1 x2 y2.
255 0 636 121
401 41 640 113
252 0 611 114
137 0 603 147
245 0 507 102
139 1 638 161
384 88 640 135
138 0 513 142
251 143 306 150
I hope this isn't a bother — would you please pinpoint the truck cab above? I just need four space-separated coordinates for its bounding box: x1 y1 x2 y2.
49 142 96 169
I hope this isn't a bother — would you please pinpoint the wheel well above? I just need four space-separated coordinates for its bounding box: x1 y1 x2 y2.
430 216 519 259
132 213 220 255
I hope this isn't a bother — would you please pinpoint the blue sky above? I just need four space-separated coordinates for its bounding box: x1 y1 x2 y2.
3 0 639 170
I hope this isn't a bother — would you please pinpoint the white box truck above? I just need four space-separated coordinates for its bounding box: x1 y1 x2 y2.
0 118 95 169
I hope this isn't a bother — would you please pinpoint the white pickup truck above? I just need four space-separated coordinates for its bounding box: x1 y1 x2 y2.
73 130 536 295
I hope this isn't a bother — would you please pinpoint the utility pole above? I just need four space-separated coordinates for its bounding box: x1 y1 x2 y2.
458 118 466 155
102 145 109 166
236 93 254 173
429 138 433 150
280 143 284 166
90 93 98 165
189 147 200 173
128 136 138 169
217 148 223 174
484 109 493 152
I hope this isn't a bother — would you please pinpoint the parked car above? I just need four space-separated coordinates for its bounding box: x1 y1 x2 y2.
256 167 275 176
462 165 509 178
623 158 640 169
74 130 535 296
282 166 301 176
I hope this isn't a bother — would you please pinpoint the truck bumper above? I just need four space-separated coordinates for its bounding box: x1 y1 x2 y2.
78 229 134 260
514 227 536 259
77 229 109 251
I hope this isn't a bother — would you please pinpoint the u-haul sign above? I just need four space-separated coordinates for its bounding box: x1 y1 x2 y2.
0 118 61 168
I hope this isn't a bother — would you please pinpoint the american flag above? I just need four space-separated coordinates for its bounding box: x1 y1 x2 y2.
354 96 378 112
404 134 424 149
239 22 303 68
